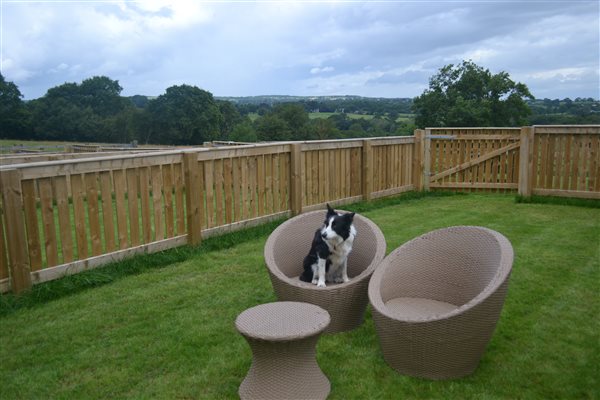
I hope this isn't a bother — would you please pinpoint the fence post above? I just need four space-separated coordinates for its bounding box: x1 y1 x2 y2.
0 169 32 293
423 129 431 191
362 139 373 201
518 126 534 197
413 130 425 191
290 143 303 216
183 152 203 246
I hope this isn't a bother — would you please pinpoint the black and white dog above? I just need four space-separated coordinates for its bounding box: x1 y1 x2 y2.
300 204 356 287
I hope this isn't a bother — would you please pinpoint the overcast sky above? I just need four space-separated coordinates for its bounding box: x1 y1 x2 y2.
2 0 599 100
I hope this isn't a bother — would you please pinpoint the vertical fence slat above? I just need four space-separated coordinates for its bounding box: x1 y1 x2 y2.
224 158 233 223
0 169 32 293
257 155 265 217
204 160 215 229
70 174 89 259
55 176 74 263
138 167 152 244
213 159 224 226
265 154 273 214
113 170 129 250
232 157 241 222
592 135 600 192
570 135 580 191
84 173 102 256
151 165 165 241
99 171 116 252
183 152 203 246
241 157 248 220
21 180 42 270
38 178 58 267
290 143 302 215
281 153 289 211
249 156 258 218
173 163 186 236
163 164 175 238
126 169 140 247
0 201 8 281
362 140 372 201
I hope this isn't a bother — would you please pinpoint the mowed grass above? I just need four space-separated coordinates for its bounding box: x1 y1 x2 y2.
1 193 598 399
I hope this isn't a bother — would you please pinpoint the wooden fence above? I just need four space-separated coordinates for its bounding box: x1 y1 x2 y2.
0 126 598 293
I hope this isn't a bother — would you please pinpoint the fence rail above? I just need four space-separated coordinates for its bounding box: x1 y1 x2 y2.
1 126 598 293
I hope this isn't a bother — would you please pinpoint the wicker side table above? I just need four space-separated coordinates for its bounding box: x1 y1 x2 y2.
235 301 331 400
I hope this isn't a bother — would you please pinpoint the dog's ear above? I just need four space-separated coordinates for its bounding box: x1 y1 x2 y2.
345 212 355 221
326 203 336 216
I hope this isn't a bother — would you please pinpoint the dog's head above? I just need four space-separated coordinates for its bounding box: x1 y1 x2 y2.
320 204 356 243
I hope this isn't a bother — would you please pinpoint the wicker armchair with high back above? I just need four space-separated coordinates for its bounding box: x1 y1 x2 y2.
264 209 386 334
368 226 514 380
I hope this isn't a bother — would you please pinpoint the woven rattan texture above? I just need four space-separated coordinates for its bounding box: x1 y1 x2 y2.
368 226 513 380
236 301 330 341
236 302 331 400
264 210 386 333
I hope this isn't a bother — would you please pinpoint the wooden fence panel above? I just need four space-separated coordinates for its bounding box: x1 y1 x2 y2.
530 126 600 197
429 131 521 191
1 129 597 293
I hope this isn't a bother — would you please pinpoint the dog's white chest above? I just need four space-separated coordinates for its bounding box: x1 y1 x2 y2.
329 241 352 266
326 229 355 266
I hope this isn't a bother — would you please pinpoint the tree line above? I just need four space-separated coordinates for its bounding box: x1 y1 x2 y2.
2 61 598 145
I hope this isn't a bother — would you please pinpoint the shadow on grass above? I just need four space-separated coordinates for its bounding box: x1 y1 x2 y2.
0 191 460 317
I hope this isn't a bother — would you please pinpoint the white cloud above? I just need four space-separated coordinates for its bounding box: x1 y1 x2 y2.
310 66 335 74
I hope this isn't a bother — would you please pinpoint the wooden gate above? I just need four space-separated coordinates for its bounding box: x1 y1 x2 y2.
426 128 522 191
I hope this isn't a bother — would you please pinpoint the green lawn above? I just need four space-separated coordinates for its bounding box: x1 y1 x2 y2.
0 193 598 399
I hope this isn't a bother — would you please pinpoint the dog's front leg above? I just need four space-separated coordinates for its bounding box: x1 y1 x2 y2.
341 258 350 283
316 257 326 287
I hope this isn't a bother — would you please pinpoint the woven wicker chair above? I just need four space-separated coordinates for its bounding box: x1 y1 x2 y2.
264 210 386 333
368 226 513 380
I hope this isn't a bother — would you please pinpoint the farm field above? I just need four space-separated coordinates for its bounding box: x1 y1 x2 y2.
0 139 69 153
0 193 598 399
246 111 414 122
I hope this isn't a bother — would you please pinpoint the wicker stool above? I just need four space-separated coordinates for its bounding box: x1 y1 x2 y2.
236 301 331 400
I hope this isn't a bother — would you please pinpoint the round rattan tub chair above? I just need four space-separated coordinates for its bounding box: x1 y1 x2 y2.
264 209 386 333
368 226 513 380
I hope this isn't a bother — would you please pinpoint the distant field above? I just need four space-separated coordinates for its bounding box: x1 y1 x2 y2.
0 139 68 153
247 112 414 123
309 112 374 120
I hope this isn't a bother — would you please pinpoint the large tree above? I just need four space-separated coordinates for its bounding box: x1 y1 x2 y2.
413 60 533 128
0 73 31 139
145 85 222 145
28 76 134 142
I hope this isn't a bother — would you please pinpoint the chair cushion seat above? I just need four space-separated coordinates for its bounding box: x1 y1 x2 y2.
384 297 458 320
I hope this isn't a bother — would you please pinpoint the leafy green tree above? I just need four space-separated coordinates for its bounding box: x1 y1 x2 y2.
145 85 223 145
273 103 309 136
217 100 244 139
230 121 258 142
413 60 533 128
308 118 339 140
0 73 31 139
28 76 133 142
255 114 292 141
